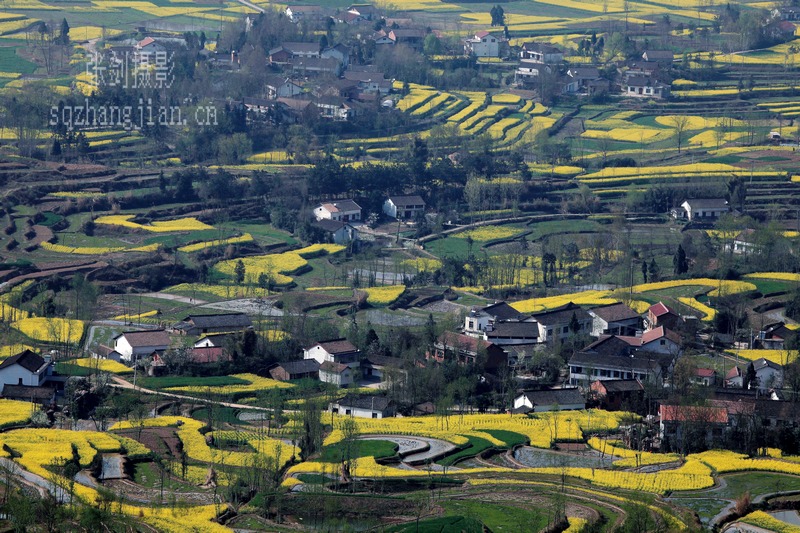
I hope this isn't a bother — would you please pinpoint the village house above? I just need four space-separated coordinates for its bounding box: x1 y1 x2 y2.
694 368 717 387
362 354 406 383
659 404 729 448
623 76 670 98
314 96 356 120
312 219 359 244
590 379 644 411
342 70 393 95
321 44 350 67
464 301 525 336
319 361 354 387
749 357 784 391
113 330 171 363
193 332 237 349
329 395 395 418
0 350 53 393
520 42 564 63
678 198 730 222
725 366 744 388
304 338 361 368
588 302 640 337
264 76 303 100
645 302 682 331
285 5 325 23
568 335 673 386
639 326 683 355
428 332 507 371
757 322 796 349
388 29 426 50
268 359 321 381
641 50 674 64
173 313 252 336
290 57 342 77
512 388 585 413
383 195 426 220
531 302 592 343
563 66 605 94
464 31 503 58
731 229 761 255
347 3 379 20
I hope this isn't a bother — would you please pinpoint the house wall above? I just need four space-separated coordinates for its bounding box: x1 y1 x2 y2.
535 402 584 412
0 366 44 390
330 404 391 418
304 346 333 364
640 339 679 355
513 395 533 410
320 368 353 387
114 337 134 360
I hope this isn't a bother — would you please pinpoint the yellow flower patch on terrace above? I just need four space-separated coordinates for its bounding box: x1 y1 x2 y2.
164 373 293 394
362 285 405 305
678 297 716 321
745 272 800 282
177 233 253 253
403 258 442 272
112 310 158 321
740 510 800 533
12 317 84 344
215 252 307 285
69 358 133 374
41 242 156 254
454 225 524 241
492 93 522 104
581 163 741 180
165 283 253 299
582 128 670 143
629 278 756 296
0 399 38 427
588 437 679 467
725 349 796 365
95 215 214 232
528 164 584 176
564 517 587 533
512 290 619 314
295 243 346 257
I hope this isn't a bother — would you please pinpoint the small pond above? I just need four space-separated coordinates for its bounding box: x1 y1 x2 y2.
514 446 620 469
770 510 800 526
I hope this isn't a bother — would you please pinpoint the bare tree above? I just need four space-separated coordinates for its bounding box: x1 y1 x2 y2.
669 115 692 153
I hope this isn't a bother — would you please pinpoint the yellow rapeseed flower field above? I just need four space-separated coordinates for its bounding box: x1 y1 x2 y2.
95 215 214 232
11 317 84 344
362 285 406 305
677 297 716 321
69 358 133 374
164 373 293 395
454 226 524 241
215 252 306 285
177 233 253 253
725 349 796 365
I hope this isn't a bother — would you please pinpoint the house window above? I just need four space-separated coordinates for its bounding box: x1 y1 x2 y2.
372 412 378 419
562 326 569 334
660 340 665 345
468 320 474 329
345 409 351 415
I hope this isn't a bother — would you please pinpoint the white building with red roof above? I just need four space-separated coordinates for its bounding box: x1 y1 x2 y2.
313 199 362 222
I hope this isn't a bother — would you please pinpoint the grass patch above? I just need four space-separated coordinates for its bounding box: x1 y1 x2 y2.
320 440 398 462
438 435 494 467
441 500 548 532
54 362 93 376
132 461 203 492
0 47 35 74
386 515 484 533
481 429 528 447
192 407 249 425
750 279 794 296
136 375 250 390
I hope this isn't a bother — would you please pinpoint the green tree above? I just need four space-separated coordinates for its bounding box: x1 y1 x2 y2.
234 260 246 285
673 244 688 275
648 258 660 283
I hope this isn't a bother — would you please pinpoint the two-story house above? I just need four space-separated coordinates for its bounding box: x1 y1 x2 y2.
588 302 640 336
531 302 592 343
464 31 502 58
113 330 171 363
304 338 361 369
383 195 426 220
428 332 507 371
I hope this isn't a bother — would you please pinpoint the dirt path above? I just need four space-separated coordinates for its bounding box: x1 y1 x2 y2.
141 292 208 305
110 376 288 413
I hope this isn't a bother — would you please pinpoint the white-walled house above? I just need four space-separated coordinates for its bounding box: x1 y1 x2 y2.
304 339 360 368
679 199 729 221
313 199 362 222
512 388 585 413
328 395 395 418
0 350 52 393
319 361 354 387
113 330 171 363
383 195 426 220
464 31 502 57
